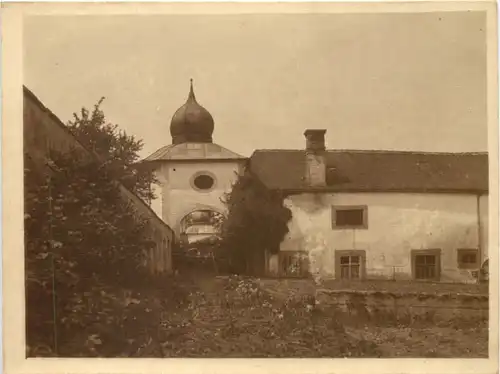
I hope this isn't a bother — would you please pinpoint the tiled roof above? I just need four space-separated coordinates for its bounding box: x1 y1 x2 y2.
249 149 489 194
143 142 246 162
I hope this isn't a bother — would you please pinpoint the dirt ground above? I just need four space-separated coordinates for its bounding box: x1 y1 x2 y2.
153 275 489 358
34 274 488 358
345 326 488 358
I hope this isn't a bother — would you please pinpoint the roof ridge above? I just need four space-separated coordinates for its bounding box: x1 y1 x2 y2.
252 148 488 156
253 149 303 153
326 149 488 156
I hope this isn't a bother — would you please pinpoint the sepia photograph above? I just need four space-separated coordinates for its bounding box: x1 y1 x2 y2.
1 1 499 373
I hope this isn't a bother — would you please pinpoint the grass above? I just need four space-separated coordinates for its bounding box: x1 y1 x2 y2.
155 275 489 358
28 274 489 358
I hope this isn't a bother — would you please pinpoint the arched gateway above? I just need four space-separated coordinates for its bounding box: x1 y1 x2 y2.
141 80 247 246
179 209 224 244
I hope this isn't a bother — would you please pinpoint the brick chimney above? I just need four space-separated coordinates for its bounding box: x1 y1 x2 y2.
304 129 327 187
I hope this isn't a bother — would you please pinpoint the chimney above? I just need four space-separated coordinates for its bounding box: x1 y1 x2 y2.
304 129 327 187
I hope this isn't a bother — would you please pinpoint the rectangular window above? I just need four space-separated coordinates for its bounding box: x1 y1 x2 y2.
457 249 479 269
332 206 368 229
411 249 441 281
279 251 309 278
335 250 366 280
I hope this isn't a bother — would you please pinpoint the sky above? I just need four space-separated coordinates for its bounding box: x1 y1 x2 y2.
24 12 487 158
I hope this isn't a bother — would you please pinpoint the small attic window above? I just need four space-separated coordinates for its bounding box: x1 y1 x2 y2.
332 206 368 229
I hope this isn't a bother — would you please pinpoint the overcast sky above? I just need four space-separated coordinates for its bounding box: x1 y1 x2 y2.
24 12 487 158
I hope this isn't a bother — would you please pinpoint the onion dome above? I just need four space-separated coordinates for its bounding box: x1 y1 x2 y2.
170 79 214 144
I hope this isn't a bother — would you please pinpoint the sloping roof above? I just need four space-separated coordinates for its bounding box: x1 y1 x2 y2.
249 149 489 194
143 142 246 162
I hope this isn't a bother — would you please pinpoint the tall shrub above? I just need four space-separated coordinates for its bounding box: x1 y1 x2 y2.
24 148 156 356
67 98 156 203
221 170 292 274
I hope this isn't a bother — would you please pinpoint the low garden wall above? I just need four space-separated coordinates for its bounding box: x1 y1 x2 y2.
316 289 488 325
257 278 489 326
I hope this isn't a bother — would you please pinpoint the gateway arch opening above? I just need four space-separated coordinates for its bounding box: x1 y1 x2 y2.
179 209 224 258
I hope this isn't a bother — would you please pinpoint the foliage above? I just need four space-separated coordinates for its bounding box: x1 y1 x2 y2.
45 274 486 358
220 170 292 274
67 98 156 203
24 148 162 356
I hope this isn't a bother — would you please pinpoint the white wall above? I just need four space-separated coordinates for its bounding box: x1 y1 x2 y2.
273 192 488 282
150 182 163 219
152 160 244 234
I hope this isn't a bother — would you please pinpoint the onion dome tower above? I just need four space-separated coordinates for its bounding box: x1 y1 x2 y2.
170 79 214 144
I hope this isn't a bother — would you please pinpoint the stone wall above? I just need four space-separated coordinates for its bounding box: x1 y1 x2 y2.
316 289 489 325
258 278 488 325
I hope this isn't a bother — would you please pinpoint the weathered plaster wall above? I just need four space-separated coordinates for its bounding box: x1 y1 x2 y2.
271 192 488 282
153 160 244 234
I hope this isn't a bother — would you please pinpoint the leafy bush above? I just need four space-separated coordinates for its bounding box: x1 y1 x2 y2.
220 171 292 274
24 148 161 356
67 98 157 203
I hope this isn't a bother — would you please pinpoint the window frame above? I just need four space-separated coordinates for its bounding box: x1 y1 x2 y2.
331 205 368 230
411 249 441 281
190 171 217 192
457 248 479 269
335 250 366 280
278 251 310 278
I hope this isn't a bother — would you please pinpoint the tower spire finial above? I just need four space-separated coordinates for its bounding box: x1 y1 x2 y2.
188 78 196 101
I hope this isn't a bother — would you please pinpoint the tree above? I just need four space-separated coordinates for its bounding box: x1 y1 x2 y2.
67 98 156 203
220 170 292 274
24 148 157 356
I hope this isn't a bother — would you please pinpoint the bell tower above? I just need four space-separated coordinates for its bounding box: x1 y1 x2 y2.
142 80 247 242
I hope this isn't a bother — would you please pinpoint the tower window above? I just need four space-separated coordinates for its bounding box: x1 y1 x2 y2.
192 172 216 191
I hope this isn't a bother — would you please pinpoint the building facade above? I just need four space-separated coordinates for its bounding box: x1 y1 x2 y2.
141 82 488 283
24 82 489 282
249 130 489 282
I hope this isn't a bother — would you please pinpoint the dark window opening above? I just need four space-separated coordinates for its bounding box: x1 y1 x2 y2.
193 174 215 190
457 249 479 269
339 255 361 279
279 252 309 278
412 250 440 280
333 206 367 228
462 254 477 263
